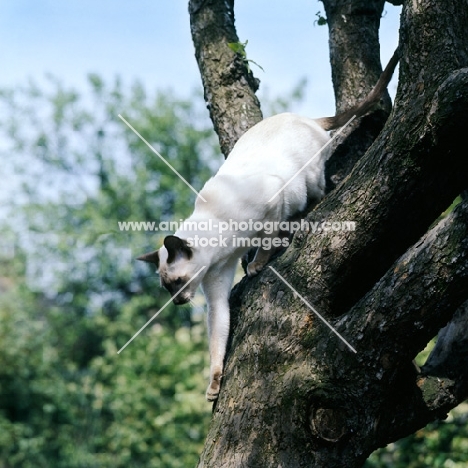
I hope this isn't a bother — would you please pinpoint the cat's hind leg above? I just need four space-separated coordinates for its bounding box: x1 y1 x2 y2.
246 228 290 277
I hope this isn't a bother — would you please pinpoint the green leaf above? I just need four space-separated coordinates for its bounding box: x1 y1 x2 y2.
314 11 327 26
228 40 264 72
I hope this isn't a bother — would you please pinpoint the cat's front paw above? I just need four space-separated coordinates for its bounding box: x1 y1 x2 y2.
206 370 222 401
247 260 265 277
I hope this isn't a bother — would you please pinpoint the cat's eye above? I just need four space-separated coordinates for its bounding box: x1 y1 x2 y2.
174 277 183 286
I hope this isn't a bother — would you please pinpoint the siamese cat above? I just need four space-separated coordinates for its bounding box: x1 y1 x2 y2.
138 50 399 401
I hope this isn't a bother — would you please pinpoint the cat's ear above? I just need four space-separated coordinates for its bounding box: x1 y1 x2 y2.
137 250 160 268
164 235 193 264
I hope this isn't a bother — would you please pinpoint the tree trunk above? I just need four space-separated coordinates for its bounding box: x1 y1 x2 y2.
189 0 468 466
200 197 468 467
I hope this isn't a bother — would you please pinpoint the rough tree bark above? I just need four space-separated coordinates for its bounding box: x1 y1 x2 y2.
322 0 393 191
189 0 468 466
189 0 262 157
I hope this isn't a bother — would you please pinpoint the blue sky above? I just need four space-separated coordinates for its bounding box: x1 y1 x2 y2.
0 1 402 116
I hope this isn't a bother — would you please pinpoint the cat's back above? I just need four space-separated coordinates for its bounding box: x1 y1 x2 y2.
217 113 330 176
197 113 329 217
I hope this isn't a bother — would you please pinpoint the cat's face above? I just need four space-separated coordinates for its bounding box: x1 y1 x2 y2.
138 235 204 305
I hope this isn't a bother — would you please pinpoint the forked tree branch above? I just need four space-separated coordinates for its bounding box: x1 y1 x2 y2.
289 66 468 316
332 197 468 450
217 182 468 467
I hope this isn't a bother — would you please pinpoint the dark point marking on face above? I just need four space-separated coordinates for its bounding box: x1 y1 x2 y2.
160 272 191 304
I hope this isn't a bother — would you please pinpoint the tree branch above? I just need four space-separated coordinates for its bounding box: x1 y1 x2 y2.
423 301 468 381
188 0 263 157
354 198 468 353
339 197 468 447
290 66 468 317
301 0 468 314
322 0 389 113
322 0 393 191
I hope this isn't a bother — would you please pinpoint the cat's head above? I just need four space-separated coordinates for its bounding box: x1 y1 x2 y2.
137 235 204 305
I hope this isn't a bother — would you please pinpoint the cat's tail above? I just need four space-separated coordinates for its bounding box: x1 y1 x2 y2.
315 47 400 131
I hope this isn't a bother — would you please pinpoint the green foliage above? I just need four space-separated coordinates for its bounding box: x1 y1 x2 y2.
0 77 217 466
365 405 468 468
1 75 222 326
0 268 210 467
430 195 463 229
228 40 264 73
314 11 327 26
366 344 468 468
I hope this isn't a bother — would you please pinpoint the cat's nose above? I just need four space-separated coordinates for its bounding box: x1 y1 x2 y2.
173 295 189 305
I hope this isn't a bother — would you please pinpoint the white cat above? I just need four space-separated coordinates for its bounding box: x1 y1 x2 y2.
138 50 399 401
